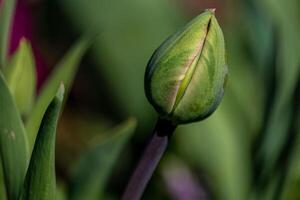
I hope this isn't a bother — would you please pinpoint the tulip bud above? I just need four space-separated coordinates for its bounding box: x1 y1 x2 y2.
145 9 228 124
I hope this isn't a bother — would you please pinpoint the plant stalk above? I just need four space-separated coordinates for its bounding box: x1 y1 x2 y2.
122 119 176 200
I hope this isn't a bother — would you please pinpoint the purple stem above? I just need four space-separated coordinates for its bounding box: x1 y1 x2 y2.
122 119 176 200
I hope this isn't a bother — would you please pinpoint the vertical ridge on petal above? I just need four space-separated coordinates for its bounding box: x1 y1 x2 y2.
171 17 212 112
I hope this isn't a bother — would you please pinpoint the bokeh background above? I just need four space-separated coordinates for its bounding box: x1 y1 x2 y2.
2 0 300 199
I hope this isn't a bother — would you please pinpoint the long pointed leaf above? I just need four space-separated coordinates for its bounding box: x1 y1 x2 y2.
0 0 15 68
69 118 137 200
0 72 28 200
25 38 90 152
20 85 64 200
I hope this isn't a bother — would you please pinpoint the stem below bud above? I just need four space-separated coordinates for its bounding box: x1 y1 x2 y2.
122 119 176 200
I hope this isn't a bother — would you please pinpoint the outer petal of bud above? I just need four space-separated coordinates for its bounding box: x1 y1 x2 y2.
145 9 227 124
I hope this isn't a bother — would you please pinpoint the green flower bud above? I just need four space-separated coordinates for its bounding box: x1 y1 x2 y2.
145 9 228 124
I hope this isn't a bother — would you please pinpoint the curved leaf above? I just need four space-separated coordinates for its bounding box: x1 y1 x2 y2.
0 72 28 200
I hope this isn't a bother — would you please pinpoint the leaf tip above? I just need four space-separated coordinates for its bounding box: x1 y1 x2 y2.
56 83 65 102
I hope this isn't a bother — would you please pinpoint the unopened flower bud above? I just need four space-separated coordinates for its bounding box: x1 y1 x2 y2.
145 9 228 124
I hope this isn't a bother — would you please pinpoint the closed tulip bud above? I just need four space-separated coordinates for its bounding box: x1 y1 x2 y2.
145 9 228 124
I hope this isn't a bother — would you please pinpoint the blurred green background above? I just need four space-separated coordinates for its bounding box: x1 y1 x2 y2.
2 0 300 199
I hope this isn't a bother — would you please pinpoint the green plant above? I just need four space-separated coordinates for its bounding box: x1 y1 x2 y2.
1 0 300 199
0 2 137 200
122 9 227 200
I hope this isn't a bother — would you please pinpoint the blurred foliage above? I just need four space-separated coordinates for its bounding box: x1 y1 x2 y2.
4 39 36 117
0 0 15 67
69 118 137 200
25 38 90 151
0 0 300 199
0 1 137 199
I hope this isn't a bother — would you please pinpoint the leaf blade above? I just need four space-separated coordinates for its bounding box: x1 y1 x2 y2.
0 72 29 200
20 85 64 200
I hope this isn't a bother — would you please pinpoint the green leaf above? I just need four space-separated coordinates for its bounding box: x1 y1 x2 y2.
25 38 90 152
0 163 7 200
0 72 29 200
0 0 16 68
69 118 137 200
4 38 36 117
20 85 64 200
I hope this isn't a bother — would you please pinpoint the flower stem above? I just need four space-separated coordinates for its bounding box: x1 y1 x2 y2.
122 119 176 200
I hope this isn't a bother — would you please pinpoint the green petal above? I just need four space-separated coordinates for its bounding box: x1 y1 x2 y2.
173 15 227 123
147 11 213 115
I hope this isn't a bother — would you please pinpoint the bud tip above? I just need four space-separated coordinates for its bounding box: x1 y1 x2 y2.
206 8 216 14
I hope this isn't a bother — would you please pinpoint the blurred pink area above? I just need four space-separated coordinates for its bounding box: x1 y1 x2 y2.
7 0 48 89
163 163 209 200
